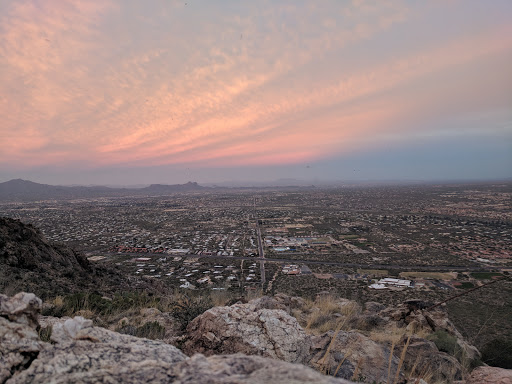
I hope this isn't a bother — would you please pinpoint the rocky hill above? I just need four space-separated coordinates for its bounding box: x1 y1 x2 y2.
0 217 131 299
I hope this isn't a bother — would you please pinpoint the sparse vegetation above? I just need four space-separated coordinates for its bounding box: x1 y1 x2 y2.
303 294 359 334
42 291 161 318
116 321 166 340
428 329 459 356
470 272 502 280
170 292 214 331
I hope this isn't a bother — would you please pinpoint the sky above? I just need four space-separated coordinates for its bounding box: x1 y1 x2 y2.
0 0 511 186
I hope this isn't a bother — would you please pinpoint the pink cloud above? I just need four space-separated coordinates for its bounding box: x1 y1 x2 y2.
1 1 510 171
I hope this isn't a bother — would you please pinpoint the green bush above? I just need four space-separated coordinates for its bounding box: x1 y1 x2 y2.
135 321 166 340
428 330 459 356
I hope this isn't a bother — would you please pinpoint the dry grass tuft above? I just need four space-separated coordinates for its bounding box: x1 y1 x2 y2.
369 324 407 345
52 296 64 307
75 309 95 319
304 295 359 334
209 290 233 307
394 335 410 384
387 340 396 384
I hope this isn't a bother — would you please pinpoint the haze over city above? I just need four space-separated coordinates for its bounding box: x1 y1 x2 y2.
1 0 511 185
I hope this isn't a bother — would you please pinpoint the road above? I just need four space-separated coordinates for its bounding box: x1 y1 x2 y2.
256 222 266 285
104 251 495 272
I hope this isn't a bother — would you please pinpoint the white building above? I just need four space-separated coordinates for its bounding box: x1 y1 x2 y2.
369 278 412 289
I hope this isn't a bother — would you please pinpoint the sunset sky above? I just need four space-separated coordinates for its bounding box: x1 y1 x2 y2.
1 0 511 185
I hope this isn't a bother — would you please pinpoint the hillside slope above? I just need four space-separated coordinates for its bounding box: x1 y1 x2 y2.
0 217 126 299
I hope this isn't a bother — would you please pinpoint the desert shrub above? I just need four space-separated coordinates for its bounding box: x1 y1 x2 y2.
116 324 138 336
110 291 160 313
116 321 166 340
481 338 512 369
42 291 160 318
428 330 459 356
308 312 335 330
171 294 213 330
304 296 360 334
316 294 342 315
85 292 114 314
135 321 166 340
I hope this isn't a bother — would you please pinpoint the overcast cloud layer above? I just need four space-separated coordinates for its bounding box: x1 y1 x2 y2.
1 0 511 185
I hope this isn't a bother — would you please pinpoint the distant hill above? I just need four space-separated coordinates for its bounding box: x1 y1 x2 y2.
0 179 207 202
144 181 204 193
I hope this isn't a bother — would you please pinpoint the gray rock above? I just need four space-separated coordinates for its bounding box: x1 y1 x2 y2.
7 316 187 384
308 330 401 383
0 292 44 383
466 366 512 384
0 292 41 328
183 301 312 363
169 353 353 384
394 335 463 382
38 315 71 329
0 317 43 383
1 291 351 384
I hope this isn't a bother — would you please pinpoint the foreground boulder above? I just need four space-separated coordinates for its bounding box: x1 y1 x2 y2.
170 354 350 384
394 335 462 383
466 366 512 384
183 298 311 363
309 330 401 383
0 293 43 383
1 292 352 384
8 316 188 383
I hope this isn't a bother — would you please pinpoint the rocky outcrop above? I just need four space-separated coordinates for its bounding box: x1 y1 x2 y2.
170 353 351 384
10 316 188 383
466 366 512 384
394 335 462 382
183 297 312 363
378 299 481 364
0 292 41 328
0 217 91 273
0 293 43 383
308 330 401 383
2 291 497 384
1 292 352 384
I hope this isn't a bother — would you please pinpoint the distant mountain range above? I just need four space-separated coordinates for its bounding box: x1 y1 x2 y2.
0 179 207 202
